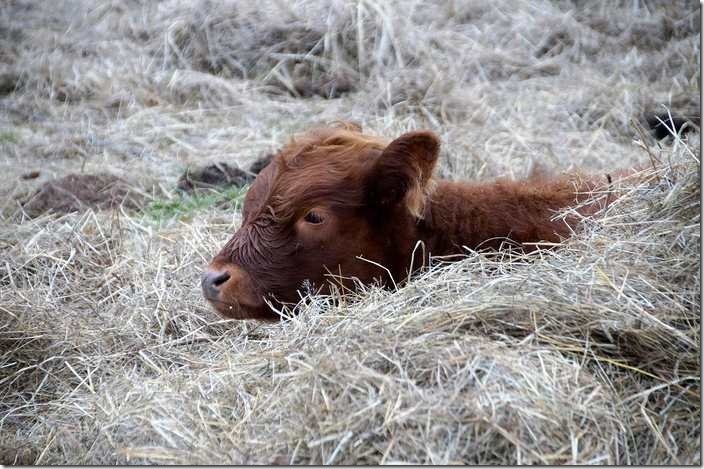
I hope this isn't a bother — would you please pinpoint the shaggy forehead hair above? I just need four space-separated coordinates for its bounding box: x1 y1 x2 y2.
266 126 389 220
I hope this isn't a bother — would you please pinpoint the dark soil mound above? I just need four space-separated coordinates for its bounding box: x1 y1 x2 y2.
177 163 253 192
646 112 700 140
177 154 275 193
0 71 21 95
21 173 143 217
248 153 274 175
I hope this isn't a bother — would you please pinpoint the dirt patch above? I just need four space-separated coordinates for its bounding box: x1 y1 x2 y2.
0 444 37 465
248 152 275 175
0 71 21 95
646 112 700 140
177 153 275 193
21 173 143 217
177 163 253 192
20 170 41 180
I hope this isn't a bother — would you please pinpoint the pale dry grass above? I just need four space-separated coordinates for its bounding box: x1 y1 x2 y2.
0 0 700 465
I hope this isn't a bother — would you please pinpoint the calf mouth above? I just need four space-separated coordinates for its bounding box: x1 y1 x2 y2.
204 295 280 321
201 284 280 321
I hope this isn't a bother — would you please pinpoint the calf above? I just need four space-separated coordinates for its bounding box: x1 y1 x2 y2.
202 124 614 320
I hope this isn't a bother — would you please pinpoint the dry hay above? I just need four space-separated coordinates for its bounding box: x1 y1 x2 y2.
0 0 700 465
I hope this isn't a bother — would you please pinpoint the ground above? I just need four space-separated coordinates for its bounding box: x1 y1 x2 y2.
0 0 700 465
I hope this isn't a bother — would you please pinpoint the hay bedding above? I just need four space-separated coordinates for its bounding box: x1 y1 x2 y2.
0 0 700 465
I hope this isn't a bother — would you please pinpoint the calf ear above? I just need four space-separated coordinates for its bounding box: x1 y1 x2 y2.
366 131 440 218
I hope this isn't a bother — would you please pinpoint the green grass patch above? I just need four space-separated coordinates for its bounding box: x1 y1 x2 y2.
143 185 249 223
0 130 18 144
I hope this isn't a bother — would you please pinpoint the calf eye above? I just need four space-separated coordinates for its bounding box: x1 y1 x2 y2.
304 210 324 224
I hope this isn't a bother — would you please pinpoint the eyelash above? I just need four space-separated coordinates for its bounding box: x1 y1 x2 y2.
304 211 324 224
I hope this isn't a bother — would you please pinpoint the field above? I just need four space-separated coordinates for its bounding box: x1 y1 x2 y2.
0 0 700 464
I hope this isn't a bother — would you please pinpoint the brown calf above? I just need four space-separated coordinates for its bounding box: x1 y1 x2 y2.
202 124 614 320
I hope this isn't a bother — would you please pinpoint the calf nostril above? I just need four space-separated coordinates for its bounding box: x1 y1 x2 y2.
211 271 231 287
201 270 232 300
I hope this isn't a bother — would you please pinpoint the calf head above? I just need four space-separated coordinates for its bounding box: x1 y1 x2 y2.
202 124 440 320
